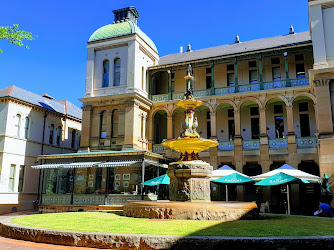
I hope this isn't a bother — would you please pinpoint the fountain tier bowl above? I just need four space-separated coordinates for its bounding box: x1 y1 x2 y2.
123 201 259 221
161 137 219 154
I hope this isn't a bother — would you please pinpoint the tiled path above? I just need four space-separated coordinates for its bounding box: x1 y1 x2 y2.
0 236 97 249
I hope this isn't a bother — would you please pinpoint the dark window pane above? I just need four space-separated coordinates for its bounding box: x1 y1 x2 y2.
299 102 309 112
206 68 211 74
227 64 234 71
272 67 281 81
249 70 258 83
207 121 211 138
296 63 305 78
206 75 212 89
275 116 284 138
300 114 310 137
227 73 235 86
274 105 283 114
251 117 260 139
295 54 304 61
171 73 175 79
206 111 210 119
228 119 235 140
250 107 259 116
271 57 280 64
228 109 234 118
249 61 257 68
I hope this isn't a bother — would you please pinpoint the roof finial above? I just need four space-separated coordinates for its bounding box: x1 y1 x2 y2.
289 24 294 35
235 34 240 44
187 43 192 52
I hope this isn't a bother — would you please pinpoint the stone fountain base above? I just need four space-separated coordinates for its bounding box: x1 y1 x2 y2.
123 200 258 221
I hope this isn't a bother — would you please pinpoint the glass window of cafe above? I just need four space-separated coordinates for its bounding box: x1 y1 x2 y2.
42 168 74 194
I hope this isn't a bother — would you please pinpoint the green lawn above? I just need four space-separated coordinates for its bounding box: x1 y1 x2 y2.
11 212 334 237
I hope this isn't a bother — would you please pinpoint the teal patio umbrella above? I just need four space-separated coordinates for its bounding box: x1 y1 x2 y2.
255 172 309 215
212 173 253 201
142 174 170 186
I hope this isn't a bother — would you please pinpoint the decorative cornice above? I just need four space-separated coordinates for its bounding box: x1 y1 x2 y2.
313 79 330 87
82 105 93 111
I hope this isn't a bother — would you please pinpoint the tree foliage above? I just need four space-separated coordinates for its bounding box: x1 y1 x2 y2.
0 24 33 53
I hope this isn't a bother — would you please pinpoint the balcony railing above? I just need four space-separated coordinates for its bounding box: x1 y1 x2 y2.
152 78 309 102
152 94 168 102
269 138 288 149
152 144 166 153
296 136 317 148
243 139 260 150
218 141 234 151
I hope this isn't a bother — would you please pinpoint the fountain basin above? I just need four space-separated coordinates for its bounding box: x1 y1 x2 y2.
123 200 258 221
161 138 218 154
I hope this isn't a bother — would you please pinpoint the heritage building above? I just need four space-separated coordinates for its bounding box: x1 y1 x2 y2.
35 1 334 214
0 86 81 214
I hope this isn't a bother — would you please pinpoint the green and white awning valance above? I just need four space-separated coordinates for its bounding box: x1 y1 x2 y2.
32 162 101 169
32 160 167 169
98 160 142 168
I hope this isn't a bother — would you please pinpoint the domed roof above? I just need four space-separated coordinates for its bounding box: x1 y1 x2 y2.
88 20 158 54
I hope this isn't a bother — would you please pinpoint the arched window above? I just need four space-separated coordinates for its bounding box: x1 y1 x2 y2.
71 129 76 148
100 111 107 139
102 60 110 88
15 114 21 137
111 110 118 138
114 58 121 86
57 126 62 146
24 117 29 139
49 124 54 144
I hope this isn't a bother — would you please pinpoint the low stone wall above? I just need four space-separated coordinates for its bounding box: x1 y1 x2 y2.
123 201 259 220
1 215 334 249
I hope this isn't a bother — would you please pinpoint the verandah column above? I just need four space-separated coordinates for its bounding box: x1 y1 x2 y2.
259 55 264 90
284 52 290 87
286 105 297 154
234 60 239 93
211 62 215 95
167 115 173 139
168 69 172 100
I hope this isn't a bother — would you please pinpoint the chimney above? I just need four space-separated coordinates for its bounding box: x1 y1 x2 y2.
235 34 240 44
180 46 183 53
289 24 294 34
186 43 192 52
112 6 140 25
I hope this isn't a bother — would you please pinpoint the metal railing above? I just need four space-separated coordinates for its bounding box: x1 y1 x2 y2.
151 78 309 102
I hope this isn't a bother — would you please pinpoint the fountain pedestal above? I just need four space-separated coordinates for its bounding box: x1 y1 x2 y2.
168 160 212 202
123 65 258 221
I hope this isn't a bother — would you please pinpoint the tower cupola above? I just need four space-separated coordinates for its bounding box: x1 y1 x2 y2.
112 6 140 24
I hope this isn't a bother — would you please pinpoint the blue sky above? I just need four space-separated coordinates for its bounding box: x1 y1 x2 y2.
0 0 308 108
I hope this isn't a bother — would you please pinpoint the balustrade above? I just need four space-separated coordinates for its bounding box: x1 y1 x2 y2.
268 138 288 149
152 144 166 153
218 141 235 151
296 136 317 148
151 78 309 102
242 139 260 150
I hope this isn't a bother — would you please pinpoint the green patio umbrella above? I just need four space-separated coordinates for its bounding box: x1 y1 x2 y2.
141 174 170 186
321 173 332 196
212 173 253 201
255 172 309 215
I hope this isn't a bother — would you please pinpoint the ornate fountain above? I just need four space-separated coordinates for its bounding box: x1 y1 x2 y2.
161 64 218 202
123 65 258 220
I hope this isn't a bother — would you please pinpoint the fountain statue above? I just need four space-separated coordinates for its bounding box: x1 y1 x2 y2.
123 65 258 220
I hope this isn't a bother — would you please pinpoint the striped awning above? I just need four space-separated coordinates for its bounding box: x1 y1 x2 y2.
144 159 168 168
97 160 142 168
32 162 101 169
